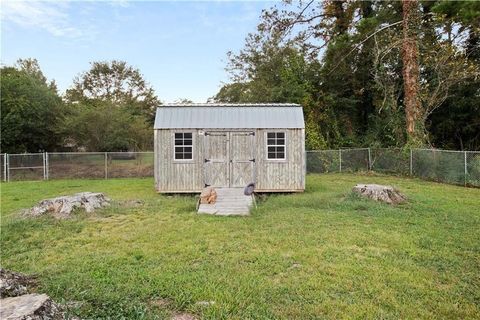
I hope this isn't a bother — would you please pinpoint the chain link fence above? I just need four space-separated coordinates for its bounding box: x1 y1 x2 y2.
1 149 479 187
0 154 5 182
4 153 45 181
306 148 480 187
3 152 154 182
370 148 410 175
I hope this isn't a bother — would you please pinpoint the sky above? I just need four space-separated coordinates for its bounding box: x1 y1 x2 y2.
1 0 274 103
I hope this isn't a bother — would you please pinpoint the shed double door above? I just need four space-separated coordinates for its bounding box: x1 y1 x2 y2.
204 131 255 188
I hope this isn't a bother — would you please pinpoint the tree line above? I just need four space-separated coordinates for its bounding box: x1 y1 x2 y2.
213 0 480 150
1 0 479 153
1 59 157 153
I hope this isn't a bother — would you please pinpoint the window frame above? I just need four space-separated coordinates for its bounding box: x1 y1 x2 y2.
265 131 287 161
173 131 194 162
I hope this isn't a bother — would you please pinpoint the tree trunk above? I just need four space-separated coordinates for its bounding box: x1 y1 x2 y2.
402 0 422 143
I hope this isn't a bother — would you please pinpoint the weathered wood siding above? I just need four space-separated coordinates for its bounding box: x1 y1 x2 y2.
255 129 305 192
155 129 204 192
155 128 305 193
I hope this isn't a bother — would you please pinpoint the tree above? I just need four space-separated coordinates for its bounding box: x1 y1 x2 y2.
219 0 480 150
62 101 152 152
426 0 480 150
1 60 66 153
402 0 422 145
66 60 159 121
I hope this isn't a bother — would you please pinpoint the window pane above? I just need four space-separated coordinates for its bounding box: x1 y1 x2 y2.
267 132 275 139
174 132 194 160
276 146 285 153
277 138 285 145
268 146 275 153
276 132 285 139
277 152 285 159
267 139 276 145
268 153 276 159
175 153 184 160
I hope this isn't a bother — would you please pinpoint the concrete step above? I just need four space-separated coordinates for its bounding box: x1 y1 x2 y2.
198 187 254 216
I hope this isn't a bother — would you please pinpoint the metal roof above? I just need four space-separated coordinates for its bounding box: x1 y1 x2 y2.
154 104 305 129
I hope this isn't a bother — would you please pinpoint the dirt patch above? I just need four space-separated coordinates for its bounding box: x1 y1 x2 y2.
149 298 172 308
120 199 145 208
172 312 198 320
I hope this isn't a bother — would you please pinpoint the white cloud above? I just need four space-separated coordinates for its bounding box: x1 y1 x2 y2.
1 1 84 38
108 0 130 8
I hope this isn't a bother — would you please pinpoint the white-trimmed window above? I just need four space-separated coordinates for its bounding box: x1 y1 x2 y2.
266 132 286 160
174 132 193 160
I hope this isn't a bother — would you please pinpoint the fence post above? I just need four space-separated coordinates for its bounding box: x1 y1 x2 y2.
3 153 6 182
43 152 46 180
368 148 371 171
6 153 10 182
410 149 413 176
105 152 108 179
464 151 467 187
339 149 342 173
45 152 49 180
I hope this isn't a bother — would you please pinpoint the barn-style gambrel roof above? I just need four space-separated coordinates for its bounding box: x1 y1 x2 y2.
154 103 304 129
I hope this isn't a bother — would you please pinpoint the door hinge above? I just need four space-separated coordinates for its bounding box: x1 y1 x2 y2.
250 158 255 162
204 183 210 187
204 159 210 163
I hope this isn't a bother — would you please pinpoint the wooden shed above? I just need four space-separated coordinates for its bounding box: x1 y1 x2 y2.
154 103 305 193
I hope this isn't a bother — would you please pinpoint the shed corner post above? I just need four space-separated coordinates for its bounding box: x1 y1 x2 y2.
464 151 467 187
153 130 158 189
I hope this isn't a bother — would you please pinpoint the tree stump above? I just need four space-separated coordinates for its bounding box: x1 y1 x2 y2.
0 269 36 298
0 293 63 320
22 192 110 219
352 184 406 204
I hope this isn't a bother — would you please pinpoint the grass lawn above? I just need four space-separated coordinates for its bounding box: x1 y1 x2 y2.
1 174 479 319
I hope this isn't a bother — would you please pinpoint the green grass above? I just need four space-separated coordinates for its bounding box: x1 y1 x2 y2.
1 174 479 319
